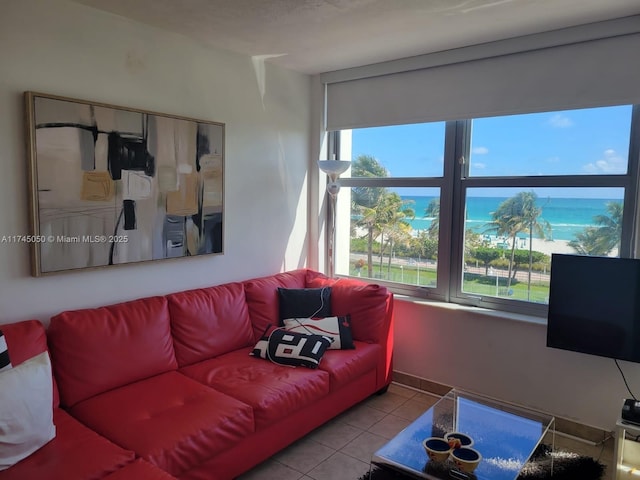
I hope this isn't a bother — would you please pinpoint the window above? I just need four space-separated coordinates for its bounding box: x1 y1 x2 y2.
334 105 639 316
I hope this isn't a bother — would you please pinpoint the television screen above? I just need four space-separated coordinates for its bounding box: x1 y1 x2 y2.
547 253 640 363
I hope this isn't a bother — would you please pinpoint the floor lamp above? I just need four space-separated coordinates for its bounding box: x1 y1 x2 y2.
318 160 351 277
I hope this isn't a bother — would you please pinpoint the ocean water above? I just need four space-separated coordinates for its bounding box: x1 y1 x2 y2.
403 196 622 242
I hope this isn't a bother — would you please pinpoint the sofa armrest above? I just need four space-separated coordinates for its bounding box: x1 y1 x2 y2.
305 272 394 388
1 319 60 409
305 273 392 342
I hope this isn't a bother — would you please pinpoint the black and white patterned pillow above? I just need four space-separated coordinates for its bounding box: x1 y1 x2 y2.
282 315 355 350
0 330 11 373
278 287 332 321
250 327 332 369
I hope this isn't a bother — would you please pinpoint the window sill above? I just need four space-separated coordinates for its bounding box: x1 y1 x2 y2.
394 294 548 326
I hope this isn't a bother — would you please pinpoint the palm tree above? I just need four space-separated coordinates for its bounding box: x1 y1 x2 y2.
592 201 623 254
370 192 412 275
351 155 389 277
569 201 623 256
379 194 415 276
518 192 551 299
569 228 607 256
354 203 379 277
352 155 388 209
424 198 440 238
484 192 549 294
484 198 525 291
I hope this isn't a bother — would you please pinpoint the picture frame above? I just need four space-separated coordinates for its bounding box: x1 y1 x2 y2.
24 91 224 276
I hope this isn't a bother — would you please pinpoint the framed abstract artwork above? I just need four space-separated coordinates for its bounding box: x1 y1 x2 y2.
24 91 224 276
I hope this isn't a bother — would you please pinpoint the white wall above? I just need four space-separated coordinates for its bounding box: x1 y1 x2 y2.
394 299 640 432
0 0 311 324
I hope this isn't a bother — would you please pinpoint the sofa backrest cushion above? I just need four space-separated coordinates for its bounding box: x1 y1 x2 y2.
306 272 391 344
167 282 254 366
0 319 59 408
243 269 307 342
48 296 177 408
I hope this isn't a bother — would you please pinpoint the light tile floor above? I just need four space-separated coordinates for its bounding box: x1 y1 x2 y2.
237 383 615 480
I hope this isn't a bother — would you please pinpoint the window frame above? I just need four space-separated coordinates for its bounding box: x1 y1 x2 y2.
334 106 640 317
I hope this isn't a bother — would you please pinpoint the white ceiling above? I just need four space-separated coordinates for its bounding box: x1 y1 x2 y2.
71 0 640 74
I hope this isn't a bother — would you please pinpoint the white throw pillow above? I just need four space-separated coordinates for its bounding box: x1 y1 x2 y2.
282 316 355 350
0 351 56 471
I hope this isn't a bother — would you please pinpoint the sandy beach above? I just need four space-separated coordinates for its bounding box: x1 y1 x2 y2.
491 237 618 257
463 229 578 256
357 226 581 257
525 238 575 255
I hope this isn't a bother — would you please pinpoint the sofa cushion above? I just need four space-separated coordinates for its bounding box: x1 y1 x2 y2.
250 327 332 369
0 352 56 472
0 408 135 480
48 296 177 407
318 341 381 390
283 315 354 350
181 348 330 429
69 371 254 477
167 282 254 366
102 459 177 479
0 320 59 408
244 269 308 342
278 287 332 320
307 274 390 343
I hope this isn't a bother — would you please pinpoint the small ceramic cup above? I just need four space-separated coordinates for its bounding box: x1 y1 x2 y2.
451 447 482 473
444 432 474 449
423 437 452 462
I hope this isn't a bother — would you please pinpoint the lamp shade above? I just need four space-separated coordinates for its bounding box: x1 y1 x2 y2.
318 160 351 198
317 160 350 178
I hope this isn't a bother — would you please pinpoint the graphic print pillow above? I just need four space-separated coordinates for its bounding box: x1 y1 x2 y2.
282 316 354 350
250 327 332 369
278 287 332 322
0 330 11 372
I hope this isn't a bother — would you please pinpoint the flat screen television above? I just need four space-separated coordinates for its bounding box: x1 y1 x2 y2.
547 253 640 363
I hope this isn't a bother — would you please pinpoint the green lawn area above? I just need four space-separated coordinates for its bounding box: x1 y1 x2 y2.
350 263 437 286
463 277 550 303
349 263 550 303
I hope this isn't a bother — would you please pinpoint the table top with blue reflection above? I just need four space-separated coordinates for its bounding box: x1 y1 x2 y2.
371 389 555 480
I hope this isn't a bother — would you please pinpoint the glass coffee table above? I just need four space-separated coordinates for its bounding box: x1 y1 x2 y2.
371 389 555 480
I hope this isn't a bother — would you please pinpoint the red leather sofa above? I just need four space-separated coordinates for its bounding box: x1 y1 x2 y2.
0 269 394 480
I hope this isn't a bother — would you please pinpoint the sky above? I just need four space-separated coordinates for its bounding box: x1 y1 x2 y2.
349 105 633 198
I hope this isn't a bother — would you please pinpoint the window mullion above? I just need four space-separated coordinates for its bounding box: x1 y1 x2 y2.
623 105 640 257
462 174 630 189
446 120 471 303
340 177 442 188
